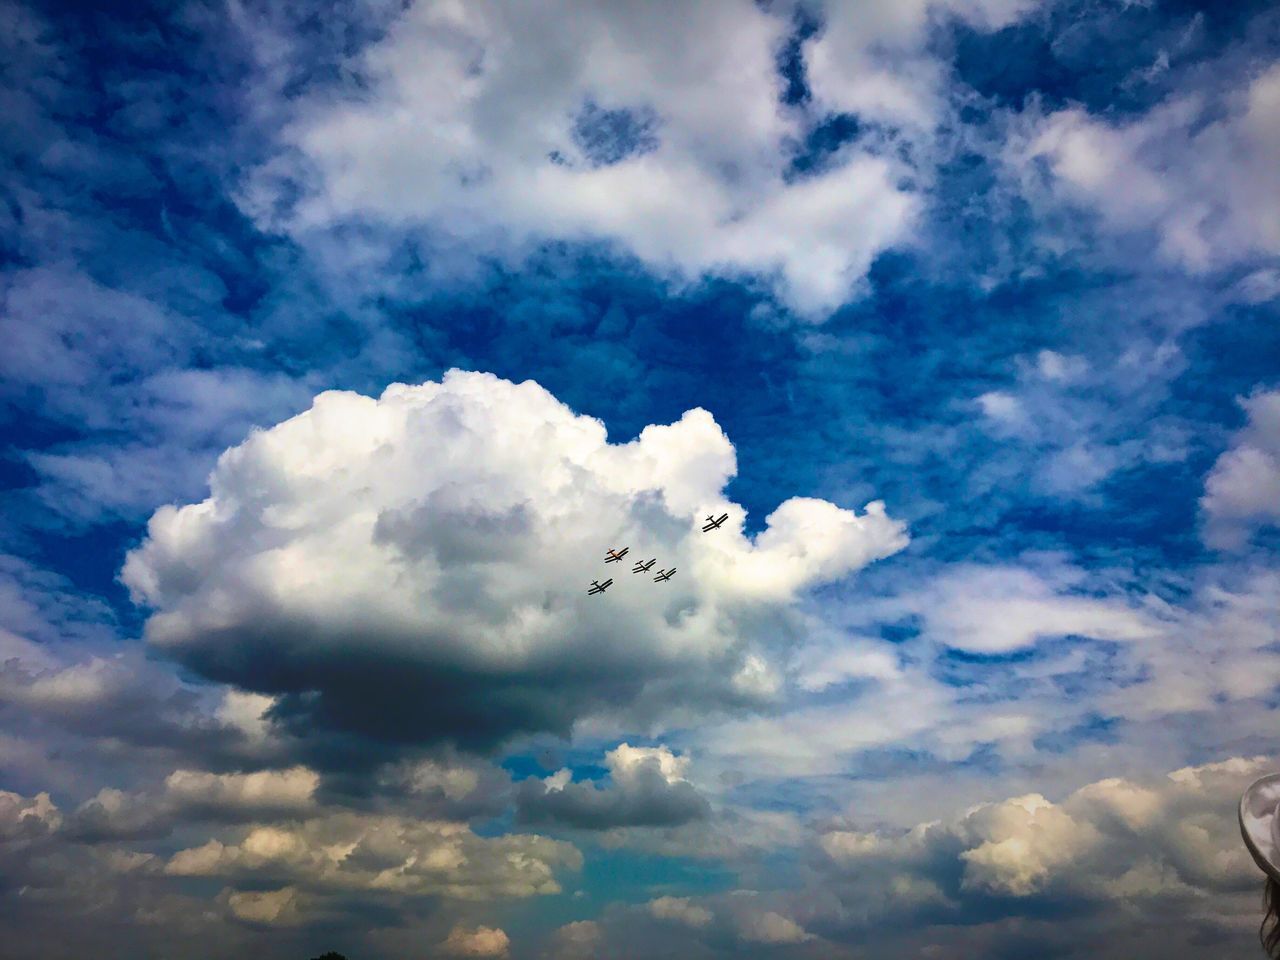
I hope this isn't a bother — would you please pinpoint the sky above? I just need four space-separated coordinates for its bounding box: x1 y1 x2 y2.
1 0 1278 957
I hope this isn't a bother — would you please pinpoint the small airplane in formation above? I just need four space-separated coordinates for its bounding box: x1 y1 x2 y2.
632 558 657 573
588 578 614 595
604 547 630 563
653 568 676 582
702 513 729 532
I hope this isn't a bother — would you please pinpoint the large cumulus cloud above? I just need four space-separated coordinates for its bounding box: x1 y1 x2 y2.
123 370 907 753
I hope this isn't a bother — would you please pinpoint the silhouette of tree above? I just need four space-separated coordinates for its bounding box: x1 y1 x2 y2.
310 953 348 960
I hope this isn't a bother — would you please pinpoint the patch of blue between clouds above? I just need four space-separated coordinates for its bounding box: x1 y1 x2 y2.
571 101 661 166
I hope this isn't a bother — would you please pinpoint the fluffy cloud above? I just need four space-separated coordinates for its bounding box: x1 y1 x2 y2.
0 267 188 426
0 648 285 768
67 767 319 843
648 895 713 928
972 342 1189 498
361 754 512 822
235 0 937 316
906 564 1156 654
807 0 1035 130
696 557 1280 785
736 909 814 945
66 788 167 843
817 754 1270 928
225 886 302 926
545 919 602 960
1013 60 1280 271
441 923 511 957
123 370 907 753
165 811 581 900
0 789 61 843
0 266 312 527
1202 388 1280 549
517 743 709 830
163 766 318 817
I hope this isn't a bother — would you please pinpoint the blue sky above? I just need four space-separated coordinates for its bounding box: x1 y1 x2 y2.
1 1 1279 958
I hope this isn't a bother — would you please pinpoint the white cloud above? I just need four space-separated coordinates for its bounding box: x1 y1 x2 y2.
0 267 187 425
166 811 580 900
0 789 61 842
69 787 165 842
226 886 301 926
1035 349 1088 384
518 743 709 830
1013 60 1280 271
546 919 601 959
606 743 690 786
958 793 1102 896
817 754 1271 923
971 341 1188 497
793 637 902 692
807 0 1036 130
916 565 1156 654
976 390 1027 430
1090 568 1280 722
163 767 318 816
0 645 285 769
1202 388 1280 549
736 909 813 944
67 767 320 843
123 370 907 749
234 0 945 316
214 690 278 744
441 923 511 957
696 557 1280 786
648 895 713 928
398 758 482 802
1229 267 1280 304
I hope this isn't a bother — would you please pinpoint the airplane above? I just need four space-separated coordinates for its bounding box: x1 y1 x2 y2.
587 578 614 595
604 547 630 563
653 568 676 582
632 558 657 573
701 513 729 532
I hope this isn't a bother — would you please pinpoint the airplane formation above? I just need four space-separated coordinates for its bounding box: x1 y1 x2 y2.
587 513 729 595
